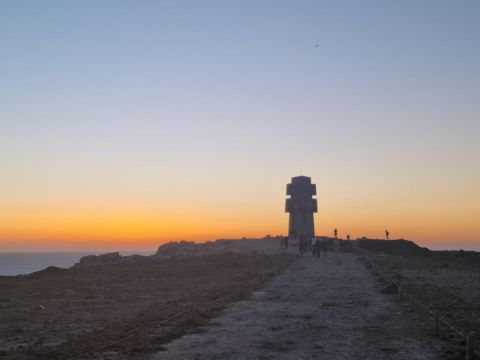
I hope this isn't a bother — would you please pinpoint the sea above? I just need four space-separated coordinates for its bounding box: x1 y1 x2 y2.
0 252 154 276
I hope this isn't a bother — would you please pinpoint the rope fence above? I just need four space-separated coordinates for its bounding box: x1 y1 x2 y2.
70 257 292 359
66 250 480 359
357 249 479 360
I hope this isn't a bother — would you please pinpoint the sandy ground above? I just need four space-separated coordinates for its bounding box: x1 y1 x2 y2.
150 252 437 360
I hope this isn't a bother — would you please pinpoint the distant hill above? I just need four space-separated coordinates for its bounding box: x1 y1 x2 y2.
357 238 431 256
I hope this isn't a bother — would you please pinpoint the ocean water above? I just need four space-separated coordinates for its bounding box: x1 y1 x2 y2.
0 252 154 276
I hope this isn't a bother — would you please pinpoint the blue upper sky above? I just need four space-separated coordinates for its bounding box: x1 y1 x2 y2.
1 1 479 250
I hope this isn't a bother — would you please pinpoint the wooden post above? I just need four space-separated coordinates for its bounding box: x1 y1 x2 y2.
434 312 439 337
466 332 474 360
140 326 148 351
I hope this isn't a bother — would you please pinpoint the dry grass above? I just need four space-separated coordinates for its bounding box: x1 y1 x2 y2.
363 251 480 359
0 253 294 359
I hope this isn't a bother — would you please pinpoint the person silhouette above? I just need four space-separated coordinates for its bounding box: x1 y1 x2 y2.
385 230 389 240
321 238 328 257
334 228 338 238
347 234 350 241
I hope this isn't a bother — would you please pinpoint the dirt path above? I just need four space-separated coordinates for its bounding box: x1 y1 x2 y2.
149 253 437 359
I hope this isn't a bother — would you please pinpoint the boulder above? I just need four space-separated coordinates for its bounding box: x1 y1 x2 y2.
74 252 122 268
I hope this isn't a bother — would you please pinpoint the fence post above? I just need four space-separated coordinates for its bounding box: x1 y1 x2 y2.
434 312 439 337
466 332 474 360
140 326 149 351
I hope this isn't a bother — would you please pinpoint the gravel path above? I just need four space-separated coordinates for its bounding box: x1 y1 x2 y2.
150 253 437 359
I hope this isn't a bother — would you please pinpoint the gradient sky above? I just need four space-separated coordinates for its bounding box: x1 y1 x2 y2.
1 1 479 252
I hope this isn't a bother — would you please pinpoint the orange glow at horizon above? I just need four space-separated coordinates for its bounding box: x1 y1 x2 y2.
1 161 479 252
1 203 479 251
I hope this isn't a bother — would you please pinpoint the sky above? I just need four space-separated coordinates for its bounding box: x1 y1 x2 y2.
1 1 479 252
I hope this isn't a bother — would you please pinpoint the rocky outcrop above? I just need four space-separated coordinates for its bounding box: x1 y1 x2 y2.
358 238 430 256
74 252 122 268
155 240 232 257
29 266 69 277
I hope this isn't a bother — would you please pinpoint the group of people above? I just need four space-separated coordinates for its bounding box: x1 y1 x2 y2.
303 235 339 257
312 237 332 258
280 229 391 256
279 235 338 258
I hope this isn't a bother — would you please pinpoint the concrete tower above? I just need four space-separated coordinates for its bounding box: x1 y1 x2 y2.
285 176 317 239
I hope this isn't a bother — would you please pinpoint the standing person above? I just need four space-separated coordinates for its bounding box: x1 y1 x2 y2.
298 234 306 255
280 236 288 255
334 228 338 238
313 237 321 258
385 230 390 240
321 238 328 258
347 234 350 241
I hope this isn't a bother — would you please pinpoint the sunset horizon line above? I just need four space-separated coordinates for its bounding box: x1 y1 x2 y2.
1 234 479 253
